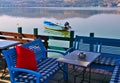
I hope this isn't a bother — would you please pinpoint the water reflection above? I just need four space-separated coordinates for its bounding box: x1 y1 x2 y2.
0 7 120 39
0 7 120 19
44 28 70 37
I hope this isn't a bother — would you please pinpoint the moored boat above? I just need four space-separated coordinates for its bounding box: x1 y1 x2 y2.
44 20 71 31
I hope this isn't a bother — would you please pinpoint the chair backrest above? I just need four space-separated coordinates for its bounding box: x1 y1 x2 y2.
96 38 120 55
2 38 47 82
2 48 17 82
21 38 47 61
2 38 47 70
73 35 120 58
73 35 100 52
3 48 16 69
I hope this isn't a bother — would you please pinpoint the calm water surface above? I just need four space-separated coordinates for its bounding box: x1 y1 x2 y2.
0 7 120 39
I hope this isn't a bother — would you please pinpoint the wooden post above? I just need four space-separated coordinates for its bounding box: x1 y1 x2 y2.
18 27 22 39
90 33 94 37
18 27 22 34
33 28 38 39
69 31 74 48
34 28 38 35
89 33 94 52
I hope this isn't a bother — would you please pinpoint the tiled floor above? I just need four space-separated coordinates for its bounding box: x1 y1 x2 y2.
0 57 111 83
49 69 111 83
0 69 10 83
0 68 111 83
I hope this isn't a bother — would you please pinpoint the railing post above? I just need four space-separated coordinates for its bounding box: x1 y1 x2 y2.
34 28 38 35
69 31 74 48
90 33 94 37
33 28 38 39
89 33 94 52
18 27 22 39
18 27 22 34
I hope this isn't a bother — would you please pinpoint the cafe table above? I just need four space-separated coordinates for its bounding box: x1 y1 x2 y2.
0 39 21 79
57 50 100 83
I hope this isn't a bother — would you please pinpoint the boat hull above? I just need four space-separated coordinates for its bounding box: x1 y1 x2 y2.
44 20 66 31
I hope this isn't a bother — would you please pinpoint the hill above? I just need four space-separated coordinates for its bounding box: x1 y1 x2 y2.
0 0 120 7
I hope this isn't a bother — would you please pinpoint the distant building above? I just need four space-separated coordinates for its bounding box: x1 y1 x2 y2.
64 0 76 3
117 3 120 6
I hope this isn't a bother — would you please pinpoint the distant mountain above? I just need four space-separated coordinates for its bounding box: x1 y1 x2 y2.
0 0 120 7
1 7 120 19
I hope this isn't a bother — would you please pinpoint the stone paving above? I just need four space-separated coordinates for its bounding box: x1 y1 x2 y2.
0 68 111 83
0 57 111 83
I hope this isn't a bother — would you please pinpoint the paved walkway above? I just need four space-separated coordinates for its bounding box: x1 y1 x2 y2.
0 68 111 83
0 57 111 83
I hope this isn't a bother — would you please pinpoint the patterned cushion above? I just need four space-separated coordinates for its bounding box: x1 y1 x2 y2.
14 58 63 83
110 65 120 83
94 56 115 66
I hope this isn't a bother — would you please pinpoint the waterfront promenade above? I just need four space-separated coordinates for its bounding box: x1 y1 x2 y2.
0 30 120 83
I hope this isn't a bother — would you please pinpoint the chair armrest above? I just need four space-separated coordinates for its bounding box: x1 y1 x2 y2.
65 47 74 54
115 59 120 65
11 67 41 78
46 50 66 56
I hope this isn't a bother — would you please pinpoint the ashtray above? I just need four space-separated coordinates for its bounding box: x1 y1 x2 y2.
77 52 86 60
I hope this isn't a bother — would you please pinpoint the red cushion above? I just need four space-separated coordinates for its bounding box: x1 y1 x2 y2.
16 45 37 71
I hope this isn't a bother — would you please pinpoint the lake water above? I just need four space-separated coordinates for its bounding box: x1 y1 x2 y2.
0 7 120 39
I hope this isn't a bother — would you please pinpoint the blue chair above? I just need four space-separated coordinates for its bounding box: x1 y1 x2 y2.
66 35 118 72
66 35 100 54
2 38 65 83
110 60 120 83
